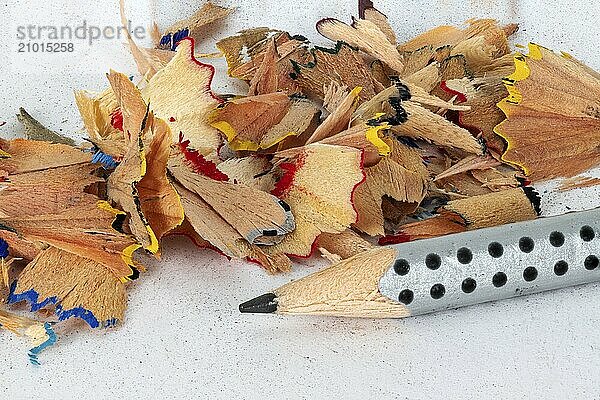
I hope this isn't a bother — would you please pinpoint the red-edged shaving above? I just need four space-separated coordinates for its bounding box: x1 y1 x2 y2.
177 133 229 181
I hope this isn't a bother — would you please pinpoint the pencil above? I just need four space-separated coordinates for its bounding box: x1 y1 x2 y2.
240 208 599 318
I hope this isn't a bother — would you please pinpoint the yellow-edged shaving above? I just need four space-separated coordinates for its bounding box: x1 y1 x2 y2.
260 131 298 149
527 42 543 60
211 120 237 143
561 51 573 60
97 200 147 279
144 226 159 254
365 124 391 156
494 44 540 175
349 86 363 97
119 243 143 283
493 42 600 181
97 200 125 216
139 147 147 176
230 138 261 152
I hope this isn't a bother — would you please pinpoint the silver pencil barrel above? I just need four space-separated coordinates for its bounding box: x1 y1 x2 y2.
379 208 600 316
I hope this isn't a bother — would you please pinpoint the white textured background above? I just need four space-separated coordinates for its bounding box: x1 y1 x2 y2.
1 0 599 399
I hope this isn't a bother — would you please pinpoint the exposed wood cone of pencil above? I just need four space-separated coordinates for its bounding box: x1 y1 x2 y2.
240 247 410 317
2 0 600 362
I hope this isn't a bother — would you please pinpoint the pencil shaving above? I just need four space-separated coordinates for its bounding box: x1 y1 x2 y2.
267 144 364 257
158 2 234 51
291 42 383 101
10 246 127 328
353 138 428 236
495 44 600 181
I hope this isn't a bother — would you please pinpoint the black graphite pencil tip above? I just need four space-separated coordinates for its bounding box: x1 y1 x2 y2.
239 293 278 314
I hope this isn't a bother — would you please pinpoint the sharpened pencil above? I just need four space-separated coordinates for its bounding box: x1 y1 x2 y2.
240 247 410 317
240 208 599 318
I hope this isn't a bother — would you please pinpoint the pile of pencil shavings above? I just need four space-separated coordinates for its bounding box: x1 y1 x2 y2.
1 0 599 363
